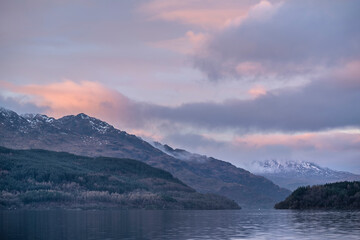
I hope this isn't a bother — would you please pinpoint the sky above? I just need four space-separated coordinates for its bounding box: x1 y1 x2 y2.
1 0 360 173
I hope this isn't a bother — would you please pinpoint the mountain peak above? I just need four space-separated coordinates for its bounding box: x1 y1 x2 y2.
22 113 55 123
0 107 17 117
76 113 91 119
252 159 326 174
0 107 117 135
53 113 116 135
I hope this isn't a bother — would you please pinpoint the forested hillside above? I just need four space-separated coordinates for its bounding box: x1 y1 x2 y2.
275 181 360 210
0 147 240 210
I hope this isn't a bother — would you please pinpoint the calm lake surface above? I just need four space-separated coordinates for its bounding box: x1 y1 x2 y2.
1 209 359 240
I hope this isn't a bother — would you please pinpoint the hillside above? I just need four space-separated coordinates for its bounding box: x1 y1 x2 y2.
153 142 291 208
275 181 360 210
0 107 290 208
0 146 240 210
252 160 360 190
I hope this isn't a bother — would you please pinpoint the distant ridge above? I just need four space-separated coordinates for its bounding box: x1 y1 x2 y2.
0 107 290 208
252 159 360 190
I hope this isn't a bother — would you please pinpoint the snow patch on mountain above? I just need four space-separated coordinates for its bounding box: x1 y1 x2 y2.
252 159 338 176
0 107 16 117
1 107 117 135
22 113 55 126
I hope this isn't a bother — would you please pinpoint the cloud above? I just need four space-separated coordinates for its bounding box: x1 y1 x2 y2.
2 78 360 173
159 131 360 174
0 0 191 96
149 31 209 54
248 85 267 98
0 80 142 129
0 95 48 115
164 132 226 150
142 62 360 132
140 0 256 30
233 132 360 152
192 0 360 80
2 61 360 133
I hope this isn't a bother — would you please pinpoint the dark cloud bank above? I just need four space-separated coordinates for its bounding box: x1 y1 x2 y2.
192 0 360 80
127 0 360 133
131 73 360 133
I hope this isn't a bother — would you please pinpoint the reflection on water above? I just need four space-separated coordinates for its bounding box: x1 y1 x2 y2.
1 209 359 240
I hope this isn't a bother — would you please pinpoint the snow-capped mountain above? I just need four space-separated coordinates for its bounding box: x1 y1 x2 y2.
0 107 151 158
1 107 115 135
252 159 360 191
253 160 335 176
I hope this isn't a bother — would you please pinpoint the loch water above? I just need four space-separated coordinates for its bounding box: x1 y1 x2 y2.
1 209 359 240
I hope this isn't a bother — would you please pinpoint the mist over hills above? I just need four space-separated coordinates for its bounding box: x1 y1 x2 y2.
0 146 239 210
151 142 291 208
252 159 360 191
0 107 290 208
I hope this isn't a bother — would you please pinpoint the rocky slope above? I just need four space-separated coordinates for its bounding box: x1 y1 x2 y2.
0 107 290 208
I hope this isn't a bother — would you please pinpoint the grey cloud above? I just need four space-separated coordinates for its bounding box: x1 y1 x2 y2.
192 0 360 80
163 133 226 150
0 0 181 85
137 74 360 132
4 73 356 134
158 133 360 174
0 96 48 115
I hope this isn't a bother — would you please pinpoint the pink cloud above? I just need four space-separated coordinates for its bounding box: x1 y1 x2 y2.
236 62 264 75
0 80 137 128
0 80 173 141
248 85 267 98
140 0 256 29
149 31 209 54
190 1 360 81
233 132 360 151
332 60 360 88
